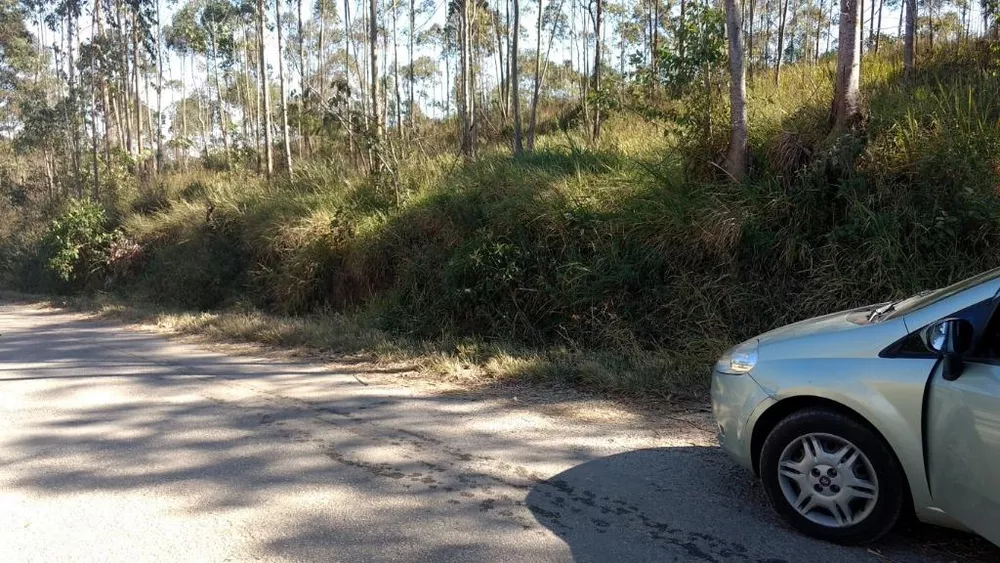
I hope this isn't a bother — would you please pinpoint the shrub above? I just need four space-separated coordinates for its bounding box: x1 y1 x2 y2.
40 199 118 287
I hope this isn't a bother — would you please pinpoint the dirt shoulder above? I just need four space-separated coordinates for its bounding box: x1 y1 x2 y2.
1 292 717 443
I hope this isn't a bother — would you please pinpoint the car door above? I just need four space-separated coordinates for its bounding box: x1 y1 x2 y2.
925 341 1000 544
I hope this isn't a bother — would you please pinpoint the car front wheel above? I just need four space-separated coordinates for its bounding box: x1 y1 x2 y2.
759 408 906 544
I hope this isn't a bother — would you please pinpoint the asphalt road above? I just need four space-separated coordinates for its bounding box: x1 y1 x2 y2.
1 303 996 562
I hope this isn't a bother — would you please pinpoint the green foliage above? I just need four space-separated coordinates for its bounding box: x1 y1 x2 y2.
630 4 729 178
654 4 727 96
40 199 116 285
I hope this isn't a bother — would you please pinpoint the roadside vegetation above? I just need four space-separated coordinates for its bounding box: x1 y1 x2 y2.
2 0 1000 398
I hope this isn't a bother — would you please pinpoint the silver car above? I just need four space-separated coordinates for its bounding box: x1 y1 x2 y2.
712 267 1000 545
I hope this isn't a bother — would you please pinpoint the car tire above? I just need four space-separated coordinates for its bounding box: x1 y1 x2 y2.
759 407 906 544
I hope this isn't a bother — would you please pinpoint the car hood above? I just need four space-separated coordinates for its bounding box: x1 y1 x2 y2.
751 304 908 360
755 305 877 345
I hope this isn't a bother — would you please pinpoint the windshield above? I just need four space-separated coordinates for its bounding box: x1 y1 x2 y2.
882 267 1000 320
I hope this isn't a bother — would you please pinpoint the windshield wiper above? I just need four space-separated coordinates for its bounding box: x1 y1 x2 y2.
868 302 896 323
867 290 933 323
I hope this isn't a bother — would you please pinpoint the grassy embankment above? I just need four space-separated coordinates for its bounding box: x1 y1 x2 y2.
4 45 1000 399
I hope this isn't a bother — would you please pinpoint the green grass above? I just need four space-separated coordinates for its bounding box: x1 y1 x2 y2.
4 43 1000 400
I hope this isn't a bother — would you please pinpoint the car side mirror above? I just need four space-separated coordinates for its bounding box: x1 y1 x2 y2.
921 318 974 381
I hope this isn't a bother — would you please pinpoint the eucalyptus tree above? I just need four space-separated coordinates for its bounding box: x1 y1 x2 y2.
163 5 208 168
369 0 382 145
904 0 916 78
774 0 788 83
51 0 84 184
511 0 523 156
256 0 273 176
297 0 305 155
527 0 569 151
590 0 603 141
423 23 454 116
200 0 238 162
724 0 747 180
400 55 438 117
455 0 476 157
276 0 292 173
832 0 862 133
0 0 36 136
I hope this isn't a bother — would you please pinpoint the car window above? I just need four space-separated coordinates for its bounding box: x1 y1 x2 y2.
973 299 1000 359
884 267 1000 320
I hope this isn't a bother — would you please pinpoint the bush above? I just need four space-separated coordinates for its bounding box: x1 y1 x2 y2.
41 199 117 287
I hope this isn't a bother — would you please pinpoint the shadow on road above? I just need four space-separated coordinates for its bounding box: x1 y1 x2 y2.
526 447 999 563
3 307 997 562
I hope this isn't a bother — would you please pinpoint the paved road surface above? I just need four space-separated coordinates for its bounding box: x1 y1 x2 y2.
1 303 995 562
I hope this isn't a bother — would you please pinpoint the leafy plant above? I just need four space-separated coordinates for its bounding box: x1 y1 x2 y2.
41 199 116 285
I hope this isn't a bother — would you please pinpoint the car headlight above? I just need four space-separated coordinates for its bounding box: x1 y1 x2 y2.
715 340 759 375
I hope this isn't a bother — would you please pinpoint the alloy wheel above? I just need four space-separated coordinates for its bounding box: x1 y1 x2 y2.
776 432 879 528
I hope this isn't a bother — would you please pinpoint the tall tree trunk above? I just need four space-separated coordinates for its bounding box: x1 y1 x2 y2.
241 26 258 168
45 151 55 201
654 0 662 83
89 20 101 200
747 0 755 73
392 0 403 133
382 33 390 142
208 32 231 165
344 0 356 162
512 0 523 156
775 0 788 84
181 54 188 169
903 0 915 79
961 0 968 43
494 6 509 123
928 1 934 52
155 0 163 174
370 0 383 145
898 0 904 37
33 9 42 85
116 0 133 155
145 63 155 169
679 0 686 59
68 7 82 190
95 0 115 155
827 0 835 52
859 0 864 55
874 0 884 52
319 0 326 104
868 0 875 50
581 3 589 103
788 0 797 64
298 0 306 158
444 35 451 117
725 0 748 181
591 0 603 141
113 92 127 155
459 0 476 158
831 0 862 133
814 4 822 62
763 0 772 64
133 12 143 159
408 0 416 132
257 0 274 177
527 0 544 151
277 0 293 174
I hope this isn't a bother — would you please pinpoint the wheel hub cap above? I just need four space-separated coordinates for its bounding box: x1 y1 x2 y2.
776 433 879 528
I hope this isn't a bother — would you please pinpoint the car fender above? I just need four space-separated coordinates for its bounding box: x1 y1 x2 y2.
749 359 965 529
